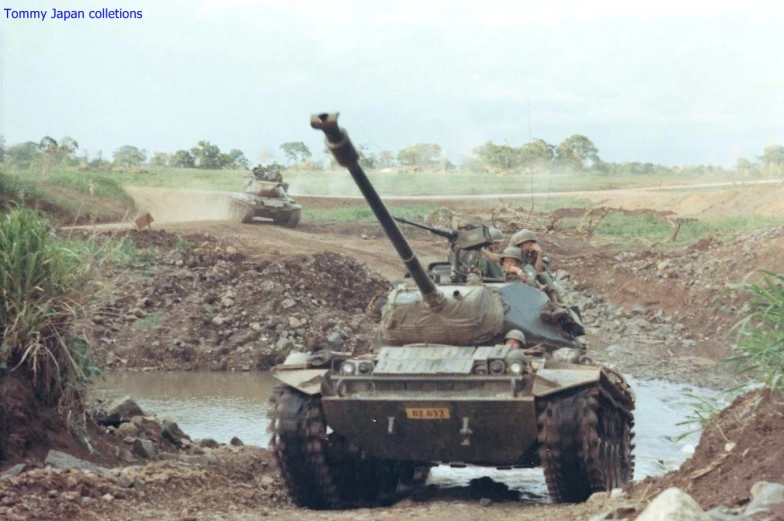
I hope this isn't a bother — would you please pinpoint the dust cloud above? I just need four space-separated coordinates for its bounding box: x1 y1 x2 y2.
125 187 233 224
285 173 363 198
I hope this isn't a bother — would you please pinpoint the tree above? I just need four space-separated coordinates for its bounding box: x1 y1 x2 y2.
149 152 171 167
225 149 249 169
357 144 379 170
190 140 223 169
171 149 196 168
280 142 312 165
520 139 555 164
397 143 442 169
0 136 5 163
6 142 40 169
113 145 147 169
377 150 396 169
473 141 521 171
555 134 600 170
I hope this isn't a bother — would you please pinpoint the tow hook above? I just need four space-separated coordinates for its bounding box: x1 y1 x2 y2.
460 417 472 446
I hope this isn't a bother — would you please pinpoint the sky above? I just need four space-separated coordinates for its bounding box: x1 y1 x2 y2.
1 0 783 166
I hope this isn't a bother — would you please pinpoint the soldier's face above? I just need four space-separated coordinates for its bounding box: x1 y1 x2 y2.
502 258 520 269
505 339 522 349
490 242 503 252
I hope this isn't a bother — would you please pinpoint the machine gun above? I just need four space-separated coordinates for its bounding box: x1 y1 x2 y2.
392 216 493 252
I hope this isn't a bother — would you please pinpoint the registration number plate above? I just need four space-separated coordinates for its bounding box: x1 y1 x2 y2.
405 407 450 420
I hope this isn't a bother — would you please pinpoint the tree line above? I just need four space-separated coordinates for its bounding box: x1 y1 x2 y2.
1 134 783 177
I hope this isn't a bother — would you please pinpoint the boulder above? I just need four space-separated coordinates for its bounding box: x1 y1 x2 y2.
635 488 710 521
198 438 219 449
44 450 100 472
132 438 157 459
745 482 784 517
161 419 190 446
0 463 27 479
94 395 144 426
230 436 244 447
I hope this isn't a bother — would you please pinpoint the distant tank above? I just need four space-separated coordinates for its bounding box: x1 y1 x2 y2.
230 165 302 228
267 113 635 509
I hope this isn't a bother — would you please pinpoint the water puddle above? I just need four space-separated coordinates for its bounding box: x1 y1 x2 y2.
93 372 716 498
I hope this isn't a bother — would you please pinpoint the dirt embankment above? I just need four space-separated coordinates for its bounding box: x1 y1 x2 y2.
84 230 391 372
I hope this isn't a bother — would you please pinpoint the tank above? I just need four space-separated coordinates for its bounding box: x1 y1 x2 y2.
268 113 636 509
229 165 302 228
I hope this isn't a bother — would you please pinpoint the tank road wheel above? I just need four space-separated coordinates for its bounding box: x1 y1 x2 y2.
269 386 401 509
536 386 634 503
274 209 301 229
230 200 254 224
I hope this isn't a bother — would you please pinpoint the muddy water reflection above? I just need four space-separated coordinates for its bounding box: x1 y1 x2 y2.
95 372 715 497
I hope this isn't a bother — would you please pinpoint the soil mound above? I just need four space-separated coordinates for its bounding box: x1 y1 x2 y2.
90 231 392 371
631 390 784 510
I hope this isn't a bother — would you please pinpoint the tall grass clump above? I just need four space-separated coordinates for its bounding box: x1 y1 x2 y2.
0 208 98 409
729 270 784 391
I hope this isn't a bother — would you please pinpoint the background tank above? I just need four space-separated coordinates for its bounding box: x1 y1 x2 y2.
230 165 302 228
268 113 636 509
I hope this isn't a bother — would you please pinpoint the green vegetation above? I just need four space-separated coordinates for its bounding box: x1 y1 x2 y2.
304 203 440 223
0 209 103 410
132 311 166 331
729 270 784 391
558 213 784 245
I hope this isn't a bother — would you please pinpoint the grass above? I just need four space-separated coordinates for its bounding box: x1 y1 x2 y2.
10 165 773 197
557 213 784 245
0 208 103 410
728 270 784 391
304 203 440 223
132 311 166 331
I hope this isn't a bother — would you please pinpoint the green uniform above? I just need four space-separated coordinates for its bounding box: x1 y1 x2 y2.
450 249 504 279
522 250 562 301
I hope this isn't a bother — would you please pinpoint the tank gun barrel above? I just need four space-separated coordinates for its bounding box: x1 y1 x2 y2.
311 113 443 308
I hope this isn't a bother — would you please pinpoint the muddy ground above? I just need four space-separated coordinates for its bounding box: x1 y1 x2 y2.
4 187 784 520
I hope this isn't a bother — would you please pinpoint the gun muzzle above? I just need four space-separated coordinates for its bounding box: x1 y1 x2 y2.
310 113 359 168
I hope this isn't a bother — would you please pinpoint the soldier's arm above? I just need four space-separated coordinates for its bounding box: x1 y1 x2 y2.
480 249 501 262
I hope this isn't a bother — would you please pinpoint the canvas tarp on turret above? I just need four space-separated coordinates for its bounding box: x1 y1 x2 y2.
380 285 505 346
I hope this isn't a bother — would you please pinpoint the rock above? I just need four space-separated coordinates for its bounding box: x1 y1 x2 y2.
327 331 345 348
745 481 784 517
706 506 753 521
48 489 60 499
249 322 264 332
102 493 114 502
632 304 646 315
161 419 190 446
289 317 303 328
259 475 275 487
132 438 157 459
212 315 228 326
118 472 133 488
636 488 710 521
281 298 296 310
45 450 100 472
479 498 492 506
116 422 140 438
275 337 295 352
221 297 235 308
230 436 244 446
198 438 220 449
657 259 670 271
0 463 26 479
95 395 145 426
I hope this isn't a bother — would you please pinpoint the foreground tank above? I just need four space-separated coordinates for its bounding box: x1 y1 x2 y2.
230 165 301 228
268 113 636 509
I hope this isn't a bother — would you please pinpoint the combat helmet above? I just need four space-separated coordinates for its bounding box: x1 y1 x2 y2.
504 329 526 344
499 247 523 263
510 229 537 246
488 226 504 243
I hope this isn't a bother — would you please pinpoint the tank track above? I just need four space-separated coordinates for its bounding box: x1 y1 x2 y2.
537 382 635 503
230 199 254 224
268 385 401 509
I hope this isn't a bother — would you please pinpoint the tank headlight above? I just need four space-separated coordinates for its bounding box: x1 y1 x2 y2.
489 360 506 375
474 362 488 375
508 362 524 375
341 361 355 375
358 361 374 375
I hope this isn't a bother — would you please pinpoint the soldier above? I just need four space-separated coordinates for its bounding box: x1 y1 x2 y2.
449 226 505 279
509 229 562 304
499 247 536 283
504 329 526 349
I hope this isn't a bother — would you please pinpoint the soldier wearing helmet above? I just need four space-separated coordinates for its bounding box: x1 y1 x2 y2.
510 229 549 274
499 247 530 282
504 329 526 349
452 226 505 280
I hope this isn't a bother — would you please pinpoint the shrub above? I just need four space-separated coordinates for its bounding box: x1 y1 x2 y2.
729 270 784 390
0 209 98 409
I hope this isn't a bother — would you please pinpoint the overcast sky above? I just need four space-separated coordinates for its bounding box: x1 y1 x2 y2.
1 0 783 166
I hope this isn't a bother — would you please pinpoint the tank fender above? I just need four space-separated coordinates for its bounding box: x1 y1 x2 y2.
532 367 602 398
271 368 327 395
